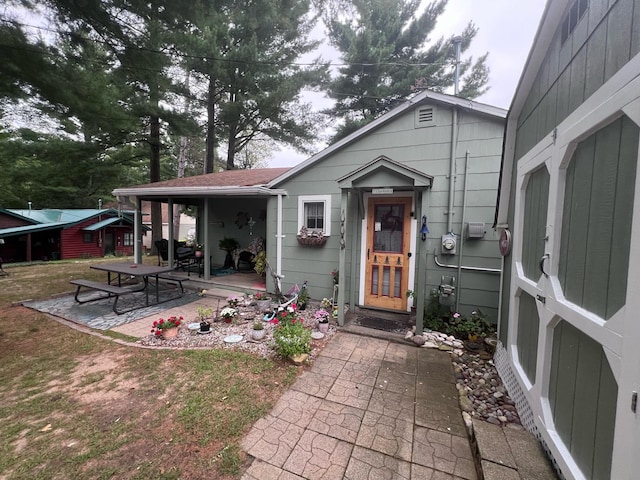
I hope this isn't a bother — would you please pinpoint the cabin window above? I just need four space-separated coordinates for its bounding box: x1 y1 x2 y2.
123 232 134 246
561 0 589 45
298 195 331 236
83 232 94 243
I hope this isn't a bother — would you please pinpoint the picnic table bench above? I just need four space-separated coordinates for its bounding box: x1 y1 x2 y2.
71 279 146 314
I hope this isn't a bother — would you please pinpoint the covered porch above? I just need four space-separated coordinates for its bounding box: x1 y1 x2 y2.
113 168 289 288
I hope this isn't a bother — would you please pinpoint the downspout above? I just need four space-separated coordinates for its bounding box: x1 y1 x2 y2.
447 107 459 233
276 193 283 280
455 151 470 311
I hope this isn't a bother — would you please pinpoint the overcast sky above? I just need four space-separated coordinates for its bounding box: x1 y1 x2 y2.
270 0 548 167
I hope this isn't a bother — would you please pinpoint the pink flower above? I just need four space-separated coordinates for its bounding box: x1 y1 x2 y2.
453 313 461 318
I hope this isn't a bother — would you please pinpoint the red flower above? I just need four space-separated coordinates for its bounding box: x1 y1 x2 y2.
269 318 279 325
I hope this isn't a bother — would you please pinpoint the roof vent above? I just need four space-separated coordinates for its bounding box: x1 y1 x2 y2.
415 106 435 128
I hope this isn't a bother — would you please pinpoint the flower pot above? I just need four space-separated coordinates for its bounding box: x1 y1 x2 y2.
162 327 178 339
224 317 232 324
252 329 266 341
195 250 203 257
318 321 329 333
256 299 271 311
200 322 210 332
289 353 308 365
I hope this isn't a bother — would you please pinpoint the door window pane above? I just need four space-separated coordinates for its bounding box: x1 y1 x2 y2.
373 204 404 252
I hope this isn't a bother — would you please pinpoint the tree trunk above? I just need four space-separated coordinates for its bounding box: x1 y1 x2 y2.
205 77 216 174
174 135 188 239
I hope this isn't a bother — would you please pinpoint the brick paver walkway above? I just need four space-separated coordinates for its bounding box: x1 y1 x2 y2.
241 332 477 480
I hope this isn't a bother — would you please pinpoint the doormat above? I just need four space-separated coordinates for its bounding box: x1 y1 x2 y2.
354 316 409 334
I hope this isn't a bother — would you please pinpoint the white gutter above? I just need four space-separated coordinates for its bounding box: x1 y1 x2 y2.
113 186 287 198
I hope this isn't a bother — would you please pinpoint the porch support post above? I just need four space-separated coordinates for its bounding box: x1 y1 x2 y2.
134 197 142 264
203 199 211 280
415 190 428 334
349 190 359 311
133 197 142 265
337 189 348 326
26 233 32 262
167 198 175 267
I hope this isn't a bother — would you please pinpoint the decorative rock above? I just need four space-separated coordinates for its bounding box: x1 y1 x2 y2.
422 341 439 349
405 331 414 340
498 416 508 423
459 395 474 413
412 335 426 346
493 391 504 399
438 344 454 351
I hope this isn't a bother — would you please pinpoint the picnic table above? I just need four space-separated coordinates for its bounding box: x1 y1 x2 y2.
71 262 184 314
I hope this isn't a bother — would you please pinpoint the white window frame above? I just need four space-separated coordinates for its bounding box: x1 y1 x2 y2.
298 195 331 236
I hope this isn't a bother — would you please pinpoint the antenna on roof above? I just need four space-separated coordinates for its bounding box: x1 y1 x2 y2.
452 36 463 96
98 198 103 209
28 201 32 211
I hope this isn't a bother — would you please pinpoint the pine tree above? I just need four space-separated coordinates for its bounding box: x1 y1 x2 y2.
322 0 490 141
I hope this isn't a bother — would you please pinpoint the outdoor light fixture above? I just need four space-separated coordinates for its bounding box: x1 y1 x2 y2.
420 215 429 241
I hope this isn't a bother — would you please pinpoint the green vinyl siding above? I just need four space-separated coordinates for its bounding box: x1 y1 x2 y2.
559 116 638 319
515 0 640 158
548 320 617 480
516 292 539 384
522 167 550 281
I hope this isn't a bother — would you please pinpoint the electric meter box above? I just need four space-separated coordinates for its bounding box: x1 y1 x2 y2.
440 233 457 255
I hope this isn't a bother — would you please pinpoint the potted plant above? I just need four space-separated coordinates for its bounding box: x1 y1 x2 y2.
315 309 330 333
194 243 204 257
196 305 213 332
254 251 267 276
220 307 237 324
297 283 309 310
151 315 183 339
254 292 271 311
227 296 240 308
251 320 266 341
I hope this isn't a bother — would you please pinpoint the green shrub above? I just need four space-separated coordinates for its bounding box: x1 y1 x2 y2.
272 319 311 358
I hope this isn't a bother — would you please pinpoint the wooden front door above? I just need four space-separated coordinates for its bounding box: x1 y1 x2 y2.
364 197 412 310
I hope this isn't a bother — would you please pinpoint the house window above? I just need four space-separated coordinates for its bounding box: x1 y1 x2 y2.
298 195 331 236
561 0 589 45
83 232 94 243
123 232 134 246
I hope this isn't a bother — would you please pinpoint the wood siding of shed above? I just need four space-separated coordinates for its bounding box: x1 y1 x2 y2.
549 320 617 480
273 102 504 317
516 292 539 384
522 167 550 281
558 116 638 319
515 0 640 160
60 219 106 259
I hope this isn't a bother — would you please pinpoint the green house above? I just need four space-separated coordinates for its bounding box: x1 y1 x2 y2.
114 90 506 332
495 0 640 478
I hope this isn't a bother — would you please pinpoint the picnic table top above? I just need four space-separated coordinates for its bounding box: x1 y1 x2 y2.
90 262 175 276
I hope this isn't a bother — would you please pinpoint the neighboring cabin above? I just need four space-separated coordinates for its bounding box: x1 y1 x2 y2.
115 89 507 332
495 0 640 478
0 208 140 262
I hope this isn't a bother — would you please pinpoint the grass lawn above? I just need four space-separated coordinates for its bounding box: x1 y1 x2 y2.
0 258 299 479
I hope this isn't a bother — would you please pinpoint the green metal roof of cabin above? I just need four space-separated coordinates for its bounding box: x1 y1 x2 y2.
6 208 115 224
